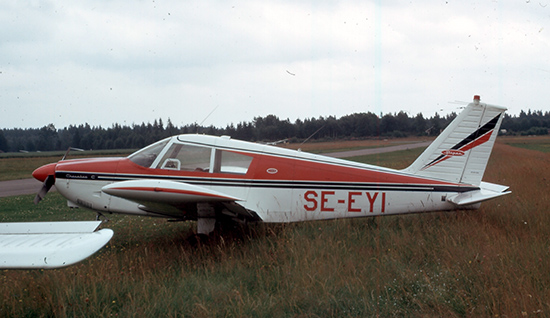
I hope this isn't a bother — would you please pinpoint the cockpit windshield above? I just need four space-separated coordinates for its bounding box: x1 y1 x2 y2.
128 138 170 168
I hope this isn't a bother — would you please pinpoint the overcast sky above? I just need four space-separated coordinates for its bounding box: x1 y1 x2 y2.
1 0 549 130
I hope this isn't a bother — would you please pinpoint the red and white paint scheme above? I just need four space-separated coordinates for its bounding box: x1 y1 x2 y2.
25 96 509 267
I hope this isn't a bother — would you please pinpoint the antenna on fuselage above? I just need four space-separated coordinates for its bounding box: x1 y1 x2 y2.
196 106 219 133
299 125 324 147
61 147 85 161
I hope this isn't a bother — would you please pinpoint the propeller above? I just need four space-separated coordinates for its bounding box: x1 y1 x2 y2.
32 162 57 204
34 175 55 204
32 147 83 204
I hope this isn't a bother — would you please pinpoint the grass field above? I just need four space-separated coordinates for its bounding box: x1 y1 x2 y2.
0 150 134 181
1 137 549 317
499 135 550 153
283 136 433 154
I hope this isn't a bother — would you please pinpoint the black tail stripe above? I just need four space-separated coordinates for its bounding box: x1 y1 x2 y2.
451 113 501 150
423 113 501 169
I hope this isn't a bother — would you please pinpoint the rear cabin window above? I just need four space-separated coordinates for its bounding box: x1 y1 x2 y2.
212 150 253 175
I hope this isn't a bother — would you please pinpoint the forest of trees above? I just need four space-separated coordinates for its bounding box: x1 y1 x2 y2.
0 110 549 153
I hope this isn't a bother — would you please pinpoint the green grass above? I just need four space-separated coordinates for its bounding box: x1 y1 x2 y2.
0 193 95 222
1 139 549 317
0 150 134 181
500 135 550 153
507 142 550 153
0 149 135 159
347 147 425 169
285 137 431 155
301 142 412 155
0 157 61 181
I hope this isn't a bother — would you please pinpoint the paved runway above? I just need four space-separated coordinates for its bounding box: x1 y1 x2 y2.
0 178 48 198
0 141 430 198
325 141 430 159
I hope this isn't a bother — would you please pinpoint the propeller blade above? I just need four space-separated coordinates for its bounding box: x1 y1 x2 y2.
34 175 55 204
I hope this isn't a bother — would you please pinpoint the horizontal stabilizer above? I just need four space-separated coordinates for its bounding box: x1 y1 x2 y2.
102 179 242 205
447 182 511 206
0 221 113 269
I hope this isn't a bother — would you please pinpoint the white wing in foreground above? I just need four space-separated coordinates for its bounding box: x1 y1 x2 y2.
0 221 113 269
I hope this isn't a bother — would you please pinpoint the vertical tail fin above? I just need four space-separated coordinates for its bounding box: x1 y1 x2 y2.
403 96 506 185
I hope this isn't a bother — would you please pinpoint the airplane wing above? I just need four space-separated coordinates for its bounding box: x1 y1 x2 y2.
102 179 260 222
102 179 242 204
0 221 113 269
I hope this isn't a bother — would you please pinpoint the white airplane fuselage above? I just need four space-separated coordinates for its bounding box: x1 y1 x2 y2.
32 97 510 226
40 135 475 224
19 96 511 269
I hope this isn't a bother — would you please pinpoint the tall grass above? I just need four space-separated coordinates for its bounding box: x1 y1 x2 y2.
1 140 549 317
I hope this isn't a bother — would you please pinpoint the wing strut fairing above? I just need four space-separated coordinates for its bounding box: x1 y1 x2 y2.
0 221 113 269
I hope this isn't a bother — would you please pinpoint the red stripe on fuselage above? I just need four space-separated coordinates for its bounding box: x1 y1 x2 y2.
252 155 457 186
55 152 465 188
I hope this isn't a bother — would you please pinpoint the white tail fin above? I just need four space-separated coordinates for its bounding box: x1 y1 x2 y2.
403 96 506 186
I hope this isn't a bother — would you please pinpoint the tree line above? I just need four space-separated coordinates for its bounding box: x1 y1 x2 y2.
0 110 548 153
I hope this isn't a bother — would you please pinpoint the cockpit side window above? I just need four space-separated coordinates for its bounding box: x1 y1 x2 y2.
157 143 212 172
128 139 170 168
131 138 253 174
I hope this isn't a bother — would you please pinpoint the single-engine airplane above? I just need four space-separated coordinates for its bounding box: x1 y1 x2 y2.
0 96 510 269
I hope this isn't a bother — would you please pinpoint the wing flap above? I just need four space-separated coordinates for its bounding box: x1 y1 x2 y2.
0 221 113 269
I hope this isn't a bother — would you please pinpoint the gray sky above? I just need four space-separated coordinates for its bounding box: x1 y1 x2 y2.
1 0 549 129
